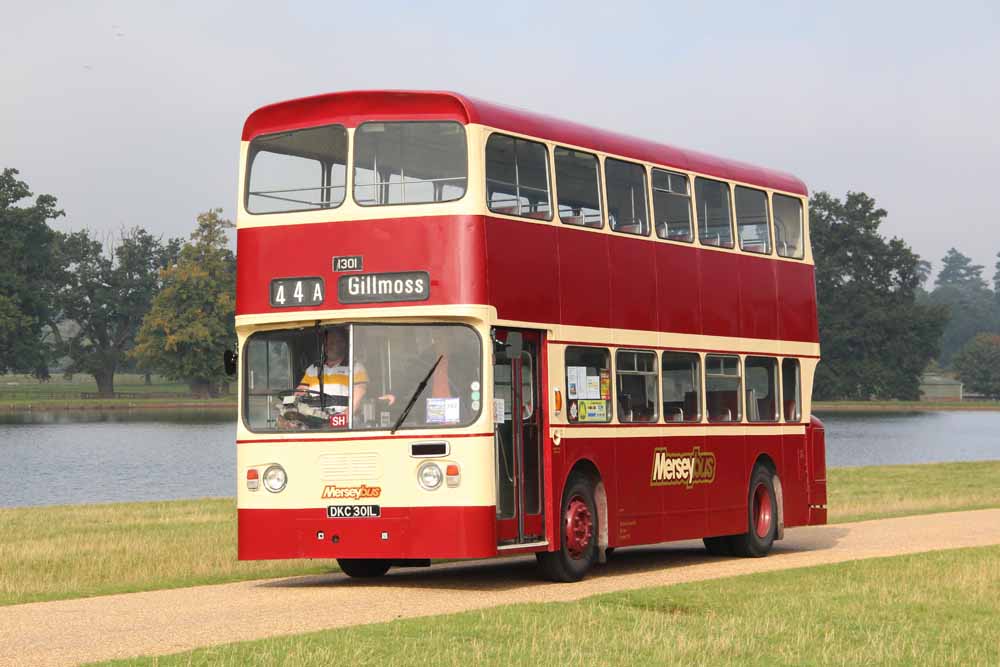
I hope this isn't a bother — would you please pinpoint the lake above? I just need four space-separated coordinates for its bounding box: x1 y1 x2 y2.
3 409 999 508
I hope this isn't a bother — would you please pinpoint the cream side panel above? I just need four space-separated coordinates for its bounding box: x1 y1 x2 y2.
556 425 806 439
236 437 495 510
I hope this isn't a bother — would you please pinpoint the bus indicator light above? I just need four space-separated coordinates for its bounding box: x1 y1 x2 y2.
246 468 259 491
446 463 461 488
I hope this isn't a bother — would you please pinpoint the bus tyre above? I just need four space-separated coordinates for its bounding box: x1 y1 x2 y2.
337 558 391 578
703 536 734 556
537 473 598 582
729 464 777 558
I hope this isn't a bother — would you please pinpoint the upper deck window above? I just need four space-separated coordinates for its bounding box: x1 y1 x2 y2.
485 134 552 220
773 194 805 259
652 169 693 242
605 159 649 236
735 186 771 255
695 178 734 248
246 125 348 214
555 148 603 228
353 122 468 207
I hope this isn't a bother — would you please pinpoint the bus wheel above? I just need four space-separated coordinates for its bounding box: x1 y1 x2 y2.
702 536 734 556
337 558 391 578
729 464 777 558
537 473 598 582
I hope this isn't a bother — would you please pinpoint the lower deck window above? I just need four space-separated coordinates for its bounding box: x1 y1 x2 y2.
565 346 611 423
745 356 778 422
662 352 701 422
782 358 801 421
706 354 741 422
616 350 658 422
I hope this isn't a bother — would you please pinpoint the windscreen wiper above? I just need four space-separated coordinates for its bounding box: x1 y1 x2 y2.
390 355 443 435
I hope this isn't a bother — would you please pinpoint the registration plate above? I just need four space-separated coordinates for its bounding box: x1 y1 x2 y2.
327 505 381 518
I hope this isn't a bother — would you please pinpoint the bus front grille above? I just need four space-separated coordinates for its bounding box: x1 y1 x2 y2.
318 452 382 481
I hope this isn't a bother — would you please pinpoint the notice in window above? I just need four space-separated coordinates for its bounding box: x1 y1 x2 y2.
426 397 460 424
577 399 607 422
567 366 587 399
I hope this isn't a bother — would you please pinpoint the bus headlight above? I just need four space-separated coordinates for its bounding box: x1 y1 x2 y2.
262 465 287 493
417 462 443 490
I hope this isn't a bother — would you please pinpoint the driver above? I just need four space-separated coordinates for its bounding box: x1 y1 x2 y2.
295 327 367 415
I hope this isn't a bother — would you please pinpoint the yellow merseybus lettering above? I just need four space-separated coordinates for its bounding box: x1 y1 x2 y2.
650 447 717 488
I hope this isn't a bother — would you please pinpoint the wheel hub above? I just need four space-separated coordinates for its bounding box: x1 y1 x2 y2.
753 483 773 538
564 496 593 559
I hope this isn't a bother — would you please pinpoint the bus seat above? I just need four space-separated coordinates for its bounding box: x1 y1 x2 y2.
664 406 683 422
784 400 797 421
492 206 517 215
525 211 550 220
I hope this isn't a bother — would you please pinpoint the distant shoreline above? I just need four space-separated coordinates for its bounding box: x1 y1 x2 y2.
814 401 1000 412
2 401 236 412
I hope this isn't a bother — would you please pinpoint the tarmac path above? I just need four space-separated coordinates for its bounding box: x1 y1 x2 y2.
2 508 999 666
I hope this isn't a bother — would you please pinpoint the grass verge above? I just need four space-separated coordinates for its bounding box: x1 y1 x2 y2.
814 400 1000 411
93 546 1000 666
0 499 330 607
4 460 999 607
0 373 235 409
828 460 1000 523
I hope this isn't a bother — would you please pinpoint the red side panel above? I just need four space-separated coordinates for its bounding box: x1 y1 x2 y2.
807 416 828 525
700 251 741 340
236 216 486 316
484 217 559 323
557 229 611 328
776 262 820 343
238 505 496 560
610 236 658 332
781 432 810 527
739 254 779 342
656 243 702 335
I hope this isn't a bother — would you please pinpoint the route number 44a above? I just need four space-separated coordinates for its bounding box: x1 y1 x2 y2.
270 277 325 308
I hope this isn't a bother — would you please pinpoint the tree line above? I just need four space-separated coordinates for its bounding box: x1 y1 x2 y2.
0 168 234 396
812 192 1000 400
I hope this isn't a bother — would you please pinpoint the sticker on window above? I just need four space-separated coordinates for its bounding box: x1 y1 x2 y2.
577 399 607 422
494 398 505 424
426 397 460 424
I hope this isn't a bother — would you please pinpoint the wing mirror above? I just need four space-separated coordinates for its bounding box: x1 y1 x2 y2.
223 349 238 376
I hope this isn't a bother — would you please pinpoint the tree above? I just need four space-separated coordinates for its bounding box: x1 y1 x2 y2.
0 168 65 375
132 209 236 396
810 191 947 400
57 227 175 396
935 248 987 290
926 248 996 365
954 333 1000 399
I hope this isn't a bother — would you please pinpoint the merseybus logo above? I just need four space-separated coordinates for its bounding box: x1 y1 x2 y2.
321 484 382 500
650 447 716 488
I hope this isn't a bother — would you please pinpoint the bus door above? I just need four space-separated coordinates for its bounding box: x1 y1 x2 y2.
492 329 545 546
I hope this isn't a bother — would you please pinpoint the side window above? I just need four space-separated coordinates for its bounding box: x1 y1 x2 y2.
555 148 603 228
735 186 771 255
565 346 611 423
652 169 693 242
706 355 741 422
745 356 779 422
486 134 552 220
662 352 701 422
773 194 805 259
244 336 293 430
246 124 348 214
605 159 649 236
695 178 734 248
616 350 658 422
782 358 801 422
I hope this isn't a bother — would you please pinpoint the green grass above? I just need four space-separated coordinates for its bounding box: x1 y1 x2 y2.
0 499 330 606
827 460 1000 523
93 546 1000 667
4 460 999 608
0 373 235 408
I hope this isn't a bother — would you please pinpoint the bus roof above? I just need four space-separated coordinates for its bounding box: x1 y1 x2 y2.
242 90 808 196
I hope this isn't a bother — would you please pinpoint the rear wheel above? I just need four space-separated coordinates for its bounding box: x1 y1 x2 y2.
728 464 777 558
337 558 391 578
537 473 598 582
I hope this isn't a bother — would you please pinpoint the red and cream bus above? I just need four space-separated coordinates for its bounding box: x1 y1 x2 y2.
232 90 826 581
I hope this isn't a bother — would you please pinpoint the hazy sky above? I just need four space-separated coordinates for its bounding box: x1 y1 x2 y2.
3 1 998 278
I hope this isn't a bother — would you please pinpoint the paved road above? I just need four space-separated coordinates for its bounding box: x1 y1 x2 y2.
2 509 999 667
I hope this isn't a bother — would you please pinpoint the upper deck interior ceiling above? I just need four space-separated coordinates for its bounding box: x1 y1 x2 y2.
242 91 808 197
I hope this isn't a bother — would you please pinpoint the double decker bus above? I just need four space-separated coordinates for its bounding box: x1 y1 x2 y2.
232 90 826 582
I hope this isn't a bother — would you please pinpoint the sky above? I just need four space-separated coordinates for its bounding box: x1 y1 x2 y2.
2 1 999 279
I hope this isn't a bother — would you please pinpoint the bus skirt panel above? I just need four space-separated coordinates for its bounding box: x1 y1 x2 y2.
238 505 497 560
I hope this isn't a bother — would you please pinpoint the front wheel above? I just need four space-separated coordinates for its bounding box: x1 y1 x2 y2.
337 558 391 578
537 473 598 582
728 464 778 558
